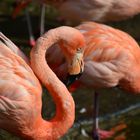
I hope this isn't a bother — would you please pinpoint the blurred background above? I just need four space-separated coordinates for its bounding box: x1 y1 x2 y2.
0 0 140 139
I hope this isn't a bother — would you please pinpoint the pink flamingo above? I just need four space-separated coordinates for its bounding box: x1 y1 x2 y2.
0 25 85 139
55 0 140 24
12 0 140 47
45 21 140 139
13 0 140 23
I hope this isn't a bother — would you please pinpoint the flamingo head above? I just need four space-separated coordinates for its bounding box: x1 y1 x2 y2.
64 47 84 87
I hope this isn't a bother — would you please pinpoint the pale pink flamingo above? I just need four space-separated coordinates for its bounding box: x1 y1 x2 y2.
12 0 140 47
13 0 140 23
54 0 140 24
0 25 85 139
45 21 140 139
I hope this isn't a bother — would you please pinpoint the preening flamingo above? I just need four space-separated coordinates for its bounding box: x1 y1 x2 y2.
45 21 140 139
0 26 85 139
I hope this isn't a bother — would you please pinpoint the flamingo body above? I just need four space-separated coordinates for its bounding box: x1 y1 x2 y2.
0 34 43 139
56 0 140 23
45 21 140 139
46 22 140 94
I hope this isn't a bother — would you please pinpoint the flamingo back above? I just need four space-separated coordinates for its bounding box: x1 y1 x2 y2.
0 34 42 135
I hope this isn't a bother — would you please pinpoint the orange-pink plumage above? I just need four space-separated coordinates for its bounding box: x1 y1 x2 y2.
0 26 85 139
46 21 140 139
46 22 140 94
13 0 140 23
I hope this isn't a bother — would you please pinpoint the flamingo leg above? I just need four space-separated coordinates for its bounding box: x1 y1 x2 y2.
40 4 46 36
93 91 100 140
25 9 35 47
93 92 115 140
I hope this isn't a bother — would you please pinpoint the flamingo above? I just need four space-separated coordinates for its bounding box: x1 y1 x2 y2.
45 21 140 139
0 25 85 139
12 0 140 23
53 0 140 24
11 0 140 47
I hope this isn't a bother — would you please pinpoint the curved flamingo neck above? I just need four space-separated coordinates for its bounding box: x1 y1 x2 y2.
30 27 78 139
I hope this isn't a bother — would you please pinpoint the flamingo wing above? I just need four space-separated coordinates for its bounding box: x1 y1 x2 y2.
0 34 42 134
0 32 29 63
58 0 140 23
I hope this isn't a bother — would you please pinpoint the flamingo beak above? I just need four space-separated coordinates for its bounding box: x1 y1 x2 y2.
64 49 84 87
64 72 82 87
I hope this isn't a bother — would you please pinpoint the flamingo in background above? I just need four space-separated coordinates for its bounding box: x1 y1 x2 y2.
54 0 140 24
14 0 140 23
13 0 140 23
0 25 85 139
12 0 140 47
45 21 140 139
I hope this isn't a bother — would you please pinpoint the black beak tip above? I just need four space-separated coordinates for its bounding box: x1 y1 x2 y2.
64 73 82 87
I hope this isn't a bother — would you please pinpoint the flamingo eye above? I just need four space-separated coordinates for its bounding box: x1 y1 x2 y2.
77 48 82 52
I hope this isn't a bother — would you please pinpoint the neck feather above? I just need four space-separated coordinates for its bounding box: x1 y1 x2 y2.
30 27 75 139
